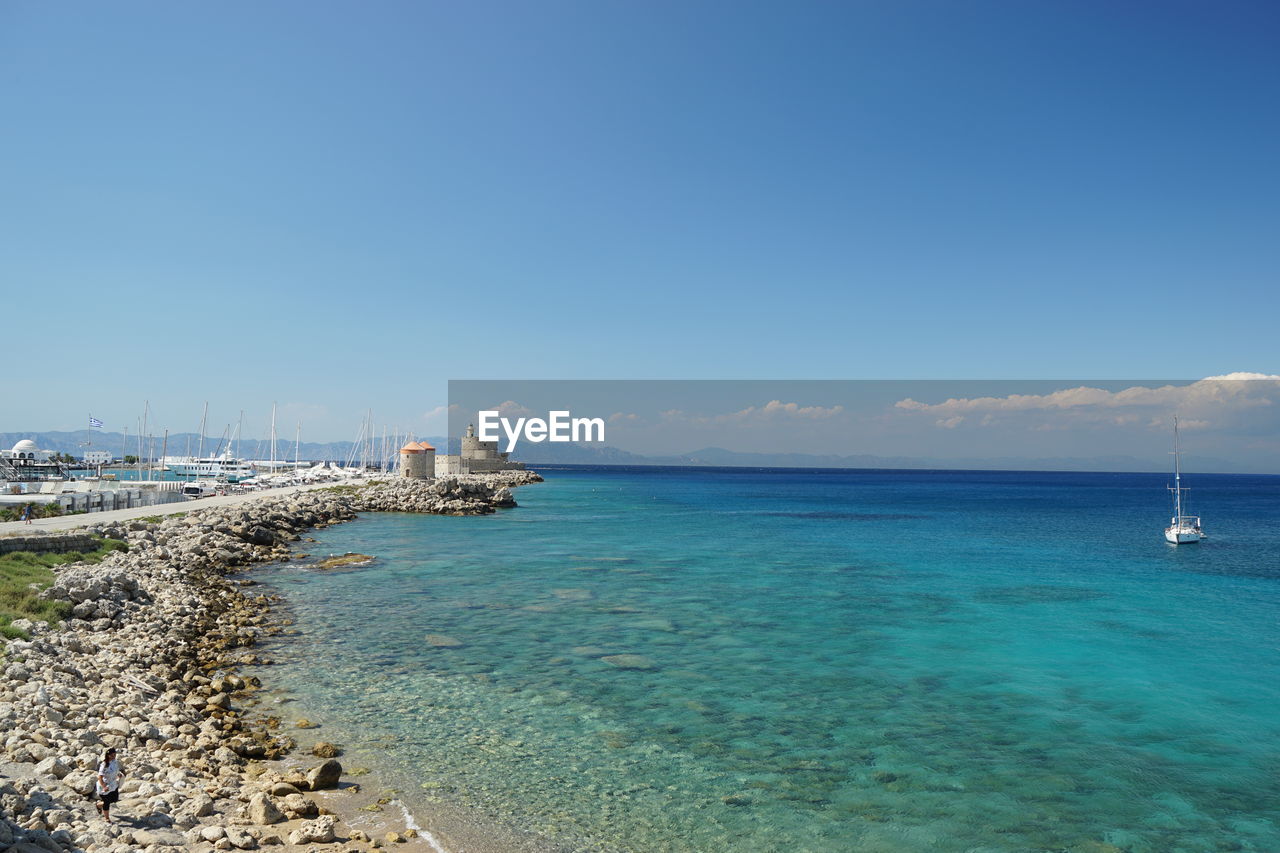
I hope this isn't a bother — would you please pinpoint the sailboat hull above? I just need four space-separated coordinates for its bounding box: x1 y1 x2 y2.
1165 527 1204 544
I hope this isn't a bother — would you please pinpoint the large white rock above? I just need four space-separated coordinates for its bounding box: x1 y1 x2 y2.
246 792 284 825
34 756 71 779
102 716 132 737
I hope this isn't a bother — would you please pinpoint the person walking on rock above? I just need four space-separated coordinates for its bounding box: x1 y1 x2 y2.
94 747 125 823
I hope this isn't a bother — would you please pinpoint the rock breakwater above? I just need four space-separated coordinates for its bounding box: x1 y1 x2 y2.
0 471 541 852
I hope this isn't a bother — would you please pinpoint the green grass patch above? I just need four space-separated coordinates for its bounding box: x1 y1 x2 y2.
0 537 129 640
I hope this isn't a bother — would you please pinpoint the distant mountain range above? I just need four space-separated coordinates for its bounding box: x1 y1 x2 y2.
0 431 449 463
5 430 1241 473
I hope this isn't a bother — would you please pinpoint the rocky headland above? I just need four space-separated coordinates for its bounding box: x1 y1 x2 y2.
0 472 542 853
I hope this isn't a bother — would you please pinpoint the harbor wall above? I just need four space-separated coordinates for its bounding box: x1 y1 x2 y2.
434 455 526 476
0 532 98 555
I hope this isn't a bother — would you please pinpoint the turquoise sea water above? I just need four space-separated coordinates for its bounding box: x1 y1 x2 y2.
251 468 1280 852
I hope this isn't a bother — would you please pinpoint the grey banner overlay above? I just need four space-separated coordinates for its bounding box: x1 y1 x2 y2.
448 379 1280 473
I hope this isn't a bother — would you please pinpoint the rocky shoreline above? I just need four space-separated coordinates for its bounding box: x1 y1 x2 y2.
1 472 542 853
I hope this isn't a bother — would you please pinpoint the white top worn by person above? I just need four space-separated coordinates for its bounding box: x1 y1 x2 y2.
96 757 122 795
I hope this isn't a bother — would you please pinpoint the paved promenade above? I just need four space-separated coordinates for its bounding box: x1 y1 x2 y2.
0 483 339 536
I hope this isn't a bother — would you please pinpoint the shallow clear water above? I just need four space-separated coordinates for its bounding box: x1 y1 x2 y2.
251 467 1280 852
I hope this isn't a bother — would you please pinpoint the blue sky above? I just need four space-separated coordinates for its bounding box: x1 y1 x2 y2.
2 1 1277 442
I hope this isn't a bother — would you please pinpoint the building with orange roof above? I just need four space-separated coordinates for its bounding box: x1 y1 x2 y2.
399 440 436 480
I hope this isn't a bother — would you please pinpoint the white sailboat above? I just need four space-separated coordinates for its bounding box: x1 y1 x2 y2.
1165 416 1205 544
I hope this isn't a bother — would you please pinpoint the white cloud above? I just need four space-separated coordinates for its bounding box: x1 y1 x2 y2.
490 400 534 417
657 401 844 425
421 405 453 427
895 375 1280 430
750 400 845 419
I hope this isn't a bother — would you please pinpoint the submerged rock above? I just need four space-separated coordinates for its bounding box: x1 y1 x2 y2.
630 617 677 632
601 654 657 671
426 633 465 648
312 552 376 570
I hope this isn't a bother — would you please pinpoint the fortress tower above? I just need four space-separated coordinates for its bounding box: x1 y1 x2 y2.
434 424 526 476
461 423 503 462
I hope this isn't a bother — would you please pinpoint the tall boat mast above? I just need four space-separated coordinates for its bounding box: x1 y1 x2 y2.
141 401 150 480
197 402 209 460
1171 416 1183 521
270 402 278 471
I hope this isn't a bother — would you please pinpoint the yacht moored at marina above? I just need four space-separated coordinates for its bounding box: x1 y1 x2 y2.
163 450 256 482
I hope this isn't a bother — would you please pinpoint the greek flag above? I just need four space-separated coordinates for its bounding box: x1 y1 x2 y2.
89 417 104 430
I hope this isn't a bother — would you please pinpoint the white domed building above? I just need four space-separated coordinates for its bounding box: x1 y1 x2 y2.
9 439 48 460
1 438 66 482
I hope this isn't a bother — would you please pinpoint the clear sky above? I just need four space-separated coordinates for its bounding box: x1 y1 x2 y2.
2 1 1277 441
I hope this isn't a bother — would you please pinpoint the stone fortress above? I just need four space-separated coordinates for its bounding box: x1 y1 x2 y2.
400 424 526 480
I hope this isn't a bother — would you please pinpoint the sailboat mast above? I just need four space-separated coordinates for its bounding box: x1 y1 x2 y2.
141 401 150 480
1173 416 1182 520
197 402 208 460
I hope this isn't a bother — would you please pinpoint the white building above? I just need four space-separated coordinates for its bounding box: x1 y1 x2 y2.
1 439 66 482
